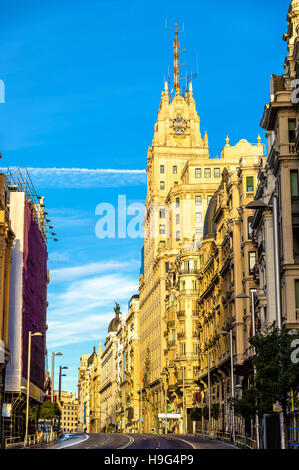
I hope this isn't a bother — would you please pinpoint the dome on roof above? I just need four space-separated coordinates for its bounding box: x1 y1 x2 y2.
108 302 121 333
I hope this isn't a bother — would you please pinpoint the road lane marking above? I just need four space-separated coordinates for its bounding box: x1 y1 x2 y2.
164 436 195 449
56 434 90 449
117 435 134 449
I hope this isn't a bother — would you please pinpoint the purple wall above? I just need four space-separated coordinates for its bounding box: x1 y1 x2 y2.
22 200 48 393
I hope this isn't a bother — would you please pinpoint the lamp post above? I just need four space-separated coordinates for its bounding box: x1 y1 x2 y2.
58 366 68 433
24 331 42 447
58 366 68 404
220 328 235 443
236 291 260 449
199 351 211 433
51 352 63 402
161 368 168 434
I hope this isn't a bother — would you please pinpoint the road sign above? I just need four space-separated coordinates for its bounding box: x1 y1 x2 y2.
158 413 181 419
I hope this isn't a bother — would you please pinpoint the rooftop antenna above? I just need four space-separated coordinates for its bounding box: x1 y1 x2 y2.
165 19 185 97
186 53 199 90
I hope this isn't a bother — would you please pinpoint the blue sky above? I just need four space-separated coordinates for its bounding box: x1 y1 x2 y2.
0 0 289 393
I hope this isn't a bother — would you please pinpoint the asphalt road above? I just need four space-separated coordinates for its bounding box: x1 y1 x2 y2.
49 433 236 450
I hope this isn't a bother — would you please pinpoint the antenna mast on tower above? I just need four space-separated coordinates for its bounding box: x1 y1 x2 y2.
165 20 199 96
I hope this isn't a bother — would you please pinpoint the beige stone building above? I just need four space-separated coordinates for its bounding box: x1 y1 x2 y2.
56 390 79 433
138 28 264 432
77 354 90 432
99 305 120 432
116 295 140 433
256 0 299 332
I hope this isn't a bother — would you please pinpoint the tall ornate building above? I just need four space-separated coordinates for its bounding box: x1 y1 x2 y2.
138 26 263 432
255 0 299 333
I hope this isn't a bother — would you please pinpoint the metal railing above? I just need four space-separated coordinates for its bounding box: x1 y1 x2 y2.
5 432 57 449
195 430 256 449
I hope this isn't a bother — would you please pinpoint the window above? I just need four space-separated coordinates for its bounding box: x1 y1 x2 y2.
293 214 299 261
176 231 181 241
176 214 180 225
160 165 165 174
160 224 165 235
195 168 202 178
195 195 202 206
214 168 220 178
165 262 169 273
204 168 211 178
295 280 299 309
159 208 165 219
180 343 186 355
246 176 254 193
195 212 202 224
195 228 202 236
176 197 180 208
173 165 177 174
174 181 178 187
160 181 165 190
200 254 205 266
291 170 299 197
248 217 254 239
193 343 200 354
249 252 256 275
289 119 296 143
207 195 212 205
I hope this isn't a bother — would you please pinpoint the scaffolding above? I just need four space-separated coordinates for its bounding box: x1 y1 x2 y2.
3 167 53 243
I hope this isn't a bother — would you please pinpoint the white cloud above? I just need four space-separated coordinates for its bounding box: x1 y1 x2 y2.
46 269 139 348
0 167 147 189
50 260 134 282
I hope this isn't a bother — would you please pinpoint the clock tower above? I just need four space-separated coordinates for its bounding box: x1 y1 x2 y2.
138 26 262 433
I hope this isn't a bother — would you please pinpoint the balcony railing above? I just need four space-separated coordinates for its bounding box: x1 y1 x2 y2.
177 311 185 318
167 340 176 348
177 331 186 339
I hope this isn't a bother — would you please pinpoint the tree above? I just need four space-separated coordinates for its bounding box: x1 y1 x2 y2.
190 407 202 421
235 328 299 448
211 403 220 420
39 401 61 420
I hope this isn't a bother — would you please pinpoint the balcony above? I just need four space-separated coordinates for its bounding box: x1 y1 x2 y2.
289 143 296 154
177 331 186 339
192 331 200 338
167 340 176 348
177 311 185 318
167 320 175 327
179 269 200 276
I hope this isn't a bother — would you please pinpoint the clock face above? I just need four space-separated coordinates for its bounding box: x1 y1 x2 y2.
171 115 188 135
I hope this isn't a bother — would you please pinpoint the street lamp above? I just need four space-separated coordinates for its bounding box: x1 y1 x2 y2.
246 196 282 329
198 351 211 433
220 328 235 443
51 352 63 402
161 368 168 434
59 366 68 403
236 291 260 449
24 331 42 447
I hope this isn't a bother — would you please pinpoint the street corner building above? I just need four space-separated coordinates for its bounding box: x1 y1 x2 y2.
0 167 50 443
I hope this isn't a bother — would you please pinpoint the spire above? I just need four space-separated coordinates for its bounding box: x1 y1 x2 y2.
225 135 230 147
173 22 180 93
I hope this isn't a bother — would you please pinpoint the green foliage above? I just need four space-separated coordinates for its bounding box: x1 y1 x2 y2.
211 403 220 420
190 407 202 421
232 329 299 419
232 389 257 420
249 328 299 416
203 405 209 420
39 401 61 420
